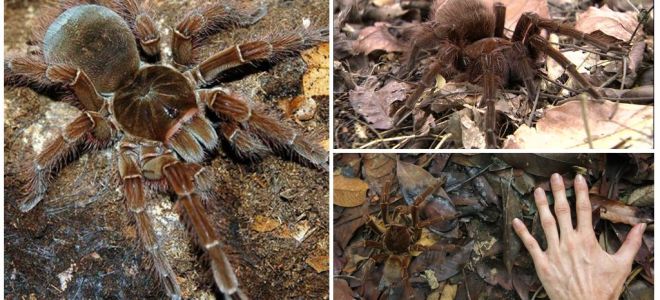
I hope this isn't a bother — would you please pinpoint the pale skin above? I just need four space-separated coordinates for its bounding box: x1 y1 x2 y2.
512 173 646 300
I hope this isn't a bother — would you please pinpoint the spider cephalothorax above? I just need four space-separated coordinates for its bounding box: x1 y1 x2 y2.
393 0 626 147
6 0 327 298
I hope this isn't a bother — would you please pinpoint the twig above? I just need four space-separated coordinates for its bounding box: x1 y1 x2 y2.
358 134 421 148
579 94 594 149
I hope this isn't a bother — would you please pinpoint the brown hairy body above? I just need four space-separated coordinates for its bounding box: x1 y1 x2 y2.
395 0 624 147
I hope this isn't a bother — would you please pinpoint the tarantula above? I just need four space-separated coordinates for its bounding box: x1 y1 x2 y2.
360 181 458 294
5 0 327 298
393 0 625 147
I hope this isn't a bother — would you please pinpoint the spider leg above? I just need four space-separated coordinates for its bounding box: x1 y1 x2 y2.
392 43 460 127
511 43 539 103
528 35 602 99
172 3 266 68
217 121 270 160
118 143 182 299
168 115 218 163
186 29 327 86
362 240 385 249
523 12 624 53
46 64 105 112
493 2 506 38
159 155 246 299
113 0 162 60
5 55 72 103
482 60 499 148
200 89 328 169
20 112 114 212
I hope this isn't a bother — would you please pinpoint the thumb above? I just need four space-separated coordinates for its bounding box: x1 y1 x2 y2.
615 223 646 263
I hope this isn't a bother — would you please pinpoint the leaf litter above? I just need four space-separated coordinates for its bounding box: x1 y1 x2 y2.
334 0 654 149
333 153 653 299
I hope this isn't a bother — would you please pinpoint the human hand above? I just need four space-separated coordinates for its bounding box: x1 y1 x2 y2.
512 173 646 300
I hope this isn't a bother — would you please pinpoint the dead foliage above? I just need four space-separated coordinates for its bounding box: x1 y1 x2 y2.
333 153 653 299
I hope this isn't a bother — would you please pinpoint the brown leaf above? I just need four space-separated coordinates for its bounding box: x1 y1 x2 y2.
334 206 367 250
502 180 522 278
251 215 281 232
334 174 369 207
591 194 653 225
496 153 590 177
575 5 639 42
305 256 329 273
362 153 397 194
334 278 355 300
491 0 550 32
503 100 653 149
352 22 405 54
348 78 411 130
301 42 329 97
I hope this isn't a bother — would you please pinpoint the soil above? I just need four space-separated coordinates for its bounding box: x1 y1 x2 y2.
4 0 329 299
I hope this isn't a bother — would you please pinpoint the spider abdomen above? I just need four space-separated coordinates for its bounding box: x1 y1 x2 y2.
43 5 140 93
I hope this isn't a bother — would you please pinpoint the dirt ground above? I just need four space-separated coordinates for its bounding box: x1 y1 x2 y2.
4 0 329 299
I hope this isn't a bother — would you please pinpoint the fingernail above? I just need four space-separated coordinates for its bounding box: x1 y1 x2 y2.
575 173 585 183
513 218 521 226
534 187 544 196
551 173 561 184
640 223 647 232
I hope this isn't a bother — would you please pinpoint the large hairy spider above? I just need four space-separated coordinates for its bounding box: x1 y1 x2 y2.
5 0 327 298
360 181 458 295
393 0 625 147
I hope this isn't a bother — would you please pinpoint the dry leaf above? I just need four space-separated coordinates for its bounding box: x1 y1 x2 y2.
440 284 457 300
305 256 329 273
334 174 369 207
504 100 652 149
251 215 281 232
480 0 550 32
460 112 486 149
348 77 411 129
301 43 329 97
352 22 405 54
575 5 639 42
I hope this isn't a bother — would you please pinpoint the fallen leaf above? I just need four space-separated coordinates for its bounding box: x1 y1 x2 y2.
348 77 411 129
362 153 397 194
575 5 639 42
352 22 405 54
504 100 653 149
334 174 369 207
306 256 329 273
624 185 654 207
502 180 522 278
440 284 457 300
301 43 329 97
591 194 653 225
334 278 355 300
251 215 281 232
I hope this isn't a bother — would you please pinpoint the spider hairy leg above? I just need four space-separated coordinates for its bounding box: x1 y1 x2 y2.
118 144 182 299
46 64 105 112
189 29 328 85
20 112 113 212
173 3 266 67
218 121 270 160
201 89 328 168
493 2 506 38
5 55 72 103
114 0 161 59
526 12 624 53
529 35 602 99
161 158 245 299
